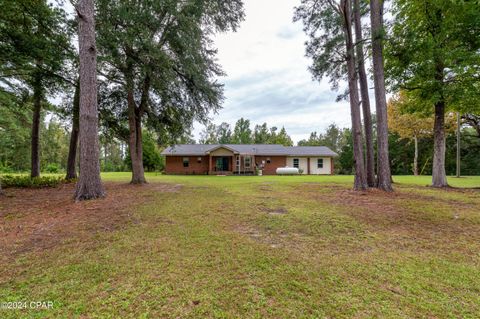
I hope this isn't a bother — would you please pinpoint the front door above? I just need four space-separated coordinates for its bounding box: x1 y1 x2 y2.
215 157 229 171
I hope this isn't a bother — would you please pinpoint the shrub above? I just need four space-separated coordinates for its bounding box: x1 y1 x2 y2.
0 175 65 188
0 163 14 173
45 163 61 173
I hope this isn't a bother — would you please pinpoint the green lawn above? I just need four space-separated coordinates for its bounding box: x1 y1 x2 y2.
1 174 480 318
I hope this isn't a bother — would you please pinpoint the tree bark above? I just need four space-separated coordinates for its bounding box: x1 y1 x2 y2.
369 0 393 191
432 100 448 187
342 0 367 191
126 74 147 184
74 0 105 200
456 112 460 178
31 75 42 178
413 135 418 176
66 80 80 180
353 0 375 187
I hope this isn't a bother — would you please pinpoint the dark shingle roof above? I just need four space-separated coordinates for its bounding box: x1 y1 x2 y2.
161 144 338 157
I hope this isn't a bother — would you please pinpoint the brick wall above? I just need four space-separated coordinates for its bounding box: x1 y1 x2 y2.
165 156 209 175
254 156 287 175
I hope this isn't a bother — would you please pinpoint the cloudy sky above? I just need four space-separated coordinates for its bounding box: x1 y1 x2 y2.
193 0 352 143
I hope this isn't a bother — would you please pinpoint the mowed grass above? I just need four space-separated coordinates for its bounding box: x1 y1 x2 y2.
1 173 480 318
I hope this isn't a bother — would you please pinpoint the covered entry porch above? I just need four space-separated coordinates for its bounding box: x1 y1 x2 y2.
207 146 255 175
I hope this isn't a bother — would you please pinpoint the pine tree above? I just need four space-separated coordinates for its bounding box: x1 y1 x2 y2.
74 0 105 200
370 0 392 191
295 0 367 190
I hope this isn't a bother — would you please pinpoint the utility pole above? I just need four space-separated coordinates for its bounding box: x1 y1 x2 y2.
456 112 461 178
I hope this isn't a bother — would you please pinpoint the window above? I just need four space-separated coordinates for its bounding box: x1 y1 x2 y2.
266 157 271 164
183 157 189 168
244 156 251 168
317 158 324 169
293 158 299 168
197 157 202 163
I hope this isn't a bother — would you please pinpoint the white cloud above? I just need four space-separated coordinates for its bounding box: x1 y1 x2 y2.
194 0 353 144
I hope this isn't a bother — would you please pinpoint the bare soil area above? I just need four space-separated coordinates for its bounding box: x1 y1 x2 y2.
0 182 180 262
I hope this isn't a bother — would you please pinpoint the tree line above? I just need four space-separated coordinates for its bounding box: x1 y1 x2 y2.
295 0 480 190
0 0 244 198
1 0 479 197
199 118 294 146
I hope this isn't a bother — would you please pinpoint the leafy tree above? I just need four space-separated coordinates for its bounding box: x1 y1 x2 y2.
96 0 244 184
388 92 434 175
386 0 480 187
232 118 253 144
125 132 162 172
462 114 480 138
0 98 31 172
298 124 346 153
217 122 233 144
40 119 69 171
337 129 354 174
269 127 293 146
253 123 270 144
0 0 72 178
199 123 219 144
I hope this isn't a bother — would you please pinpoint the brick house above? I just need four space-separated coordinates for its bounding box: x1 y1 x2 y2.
161 144 338 175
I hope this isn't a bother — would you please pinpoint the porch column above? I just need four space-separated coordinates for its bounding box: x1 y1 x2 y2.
209 155 212 175
331 158 334 175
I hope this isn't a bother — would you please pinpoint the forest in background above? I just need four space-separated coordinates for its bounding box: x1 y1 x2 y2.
2 109 479 175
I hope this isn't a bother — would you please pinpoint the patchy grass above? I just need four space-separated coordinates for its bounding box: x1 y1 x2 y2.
0 174 479 318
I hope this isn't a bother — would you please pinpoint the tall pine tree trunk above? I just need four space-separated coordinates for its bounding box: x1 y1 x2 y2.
66 80 80 180
31 75 42 178
74 0 105 200
432 100 448 187
353 0 375 187
342 0 367 191
370 0 393 191
413 135 419 176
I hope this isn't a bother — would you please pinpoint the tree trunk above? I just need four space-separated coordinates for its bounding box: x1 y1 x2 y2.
369 0 393 191
127 86 146 184
353 0 375 187
456 112 460 178
342 0 367 191
31 76 42 178
66 80 80 180
74 0 105 200
432 100 448 187
413 135 419 176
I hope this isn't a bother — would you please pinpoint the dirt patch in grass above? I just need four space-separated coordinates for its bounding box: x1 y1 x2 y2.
255 203 288 216
0 182 181 262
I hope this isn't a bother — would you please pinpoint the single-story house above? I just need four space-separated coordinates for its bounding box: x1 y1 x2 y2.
161 144 338 175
